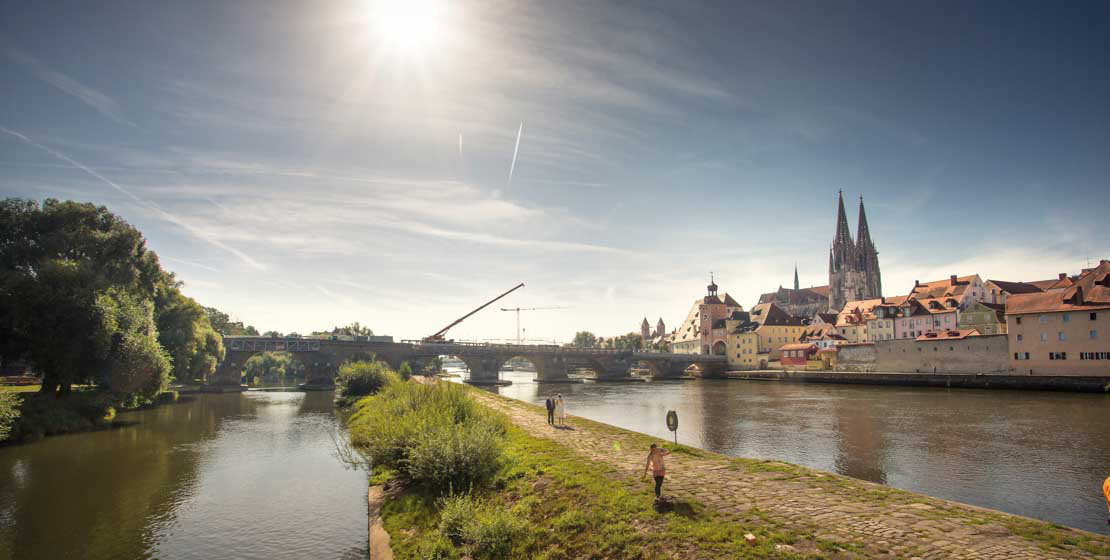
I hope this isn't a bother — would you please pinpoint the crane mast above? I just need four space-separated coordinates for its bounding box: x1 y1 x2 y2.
423 283 525 343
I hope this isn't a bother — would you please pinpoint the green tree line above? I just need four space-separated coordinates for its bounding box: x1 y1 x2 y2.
0 198 238 397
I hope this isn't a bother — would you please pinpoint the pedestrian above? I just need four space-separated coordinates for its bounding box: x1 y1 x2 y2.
545 396 555 425
643 443 670 500
1104 475 1110 525
555 394 566 427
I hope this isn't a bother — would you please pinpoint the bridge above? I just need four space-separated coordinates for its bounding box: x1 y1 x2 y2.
210 336 727 389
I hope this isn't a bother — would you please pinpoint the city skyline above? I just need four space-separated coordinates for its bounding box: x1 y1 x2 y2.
2 0 1108 340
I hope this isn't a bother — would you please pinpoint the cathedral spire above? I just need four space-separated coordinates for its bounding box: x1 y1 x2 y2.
833 190 854 248
794 263 799 291
857 195 874 252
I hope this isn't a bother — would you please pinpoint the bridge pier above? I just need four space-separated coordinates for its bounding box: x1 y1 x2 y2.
301 352 337 390
589 355 640 382
642 359 696 379
460 356 510 386
205 354 248 392
530 355 578 383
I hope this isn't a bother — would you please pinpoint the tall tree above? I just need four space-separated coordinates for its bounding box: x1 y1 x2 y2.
572 331 598 348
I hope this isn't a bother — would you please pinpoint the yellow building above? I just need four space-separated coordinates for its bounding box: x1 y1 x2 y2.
747 302 807 362
836 298 884 343
958 301 1007 335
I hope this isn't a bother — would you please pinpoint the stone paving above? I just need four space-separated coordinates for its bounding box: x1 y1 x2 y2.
472 391 1110 560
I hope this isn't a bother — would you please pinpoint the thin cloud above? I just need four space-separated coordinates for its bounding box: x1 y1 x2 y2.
4 48 136 127
0 127 264 270
161 255 221 273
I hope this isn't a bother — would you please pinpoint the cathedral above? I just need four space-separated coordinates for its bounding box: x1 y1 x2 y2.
828 191 882 311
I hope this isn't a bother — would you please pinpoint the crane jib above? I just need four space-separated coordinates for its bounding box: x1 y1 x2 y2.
423 282 525 342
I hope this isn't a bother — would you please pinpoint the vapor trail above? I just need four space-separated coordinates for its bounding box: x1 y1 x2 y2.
458 129 463 158
0 127 264 270
507 121 523 188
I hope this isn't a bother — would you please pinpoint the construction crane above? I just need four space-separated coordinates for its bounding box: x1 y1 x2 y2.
499 306 567 345
422 283 525 343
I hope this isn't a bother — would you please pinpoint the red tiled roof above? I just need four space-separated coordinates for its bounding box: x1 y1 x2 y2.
1006 261 1110 314
985 280 1043 295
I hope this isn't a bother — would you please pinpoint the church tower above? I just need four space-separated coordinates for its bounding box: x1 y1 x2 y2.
656 317 666 338
641 317 651 341
793 263 800 291
828 191 881 311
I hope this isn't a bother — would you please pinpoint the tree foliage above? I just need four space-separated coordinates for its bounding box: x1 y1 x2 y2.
204 306 259 336
0 198 221 397
243 352 305 384
571 331 598 348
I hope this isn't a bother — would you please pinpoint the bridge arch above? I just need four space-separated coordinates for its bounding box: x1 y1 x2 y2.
711 340 727 356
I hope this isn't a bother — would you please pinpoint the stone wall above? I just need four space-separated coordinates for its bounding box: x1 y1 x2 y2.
836 343 876 372
874 334 1009 374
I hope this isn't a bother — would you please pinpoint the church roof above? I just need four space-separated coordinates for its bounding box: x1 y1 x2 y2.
722 293 741 307
757 286 828 305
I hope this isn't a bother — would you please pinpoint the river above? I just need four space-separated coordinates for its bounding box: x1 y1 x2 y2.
473 370 1110 535
0 390 367 560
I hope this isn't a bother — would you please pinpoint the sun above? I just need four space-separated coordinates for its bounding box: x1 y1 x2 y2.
372 0 446 52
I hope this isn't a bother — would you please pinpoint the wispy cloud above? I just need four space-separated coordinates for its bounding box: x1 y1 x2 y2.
4 48 135 127
0 127 264 270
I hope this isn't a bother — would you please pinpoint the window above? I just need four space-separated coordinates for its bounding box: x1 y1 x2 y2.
1091 312 1098 321
1058 332 1066 341
1049 352 1067 360
1039 315 1047 324
1016 334 1023 342
1090 330 1098 340
1040 332 1047 342
1062 314 1070 323
1016 317 1022 325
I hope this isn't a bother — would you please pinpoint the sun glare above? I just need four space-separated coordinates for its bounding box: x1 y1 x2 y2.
372 0 446 52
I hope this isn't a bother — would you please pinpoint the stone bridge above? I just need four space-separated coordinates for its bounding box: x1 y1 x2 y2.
210 337 727 388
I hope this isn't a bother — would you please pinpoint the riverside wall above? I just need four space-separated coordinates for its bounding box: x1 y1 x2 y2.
726 369 1110 392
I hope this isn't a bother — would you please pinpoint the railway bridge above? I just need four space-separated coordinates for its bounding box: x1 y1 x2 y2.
211 337 727 389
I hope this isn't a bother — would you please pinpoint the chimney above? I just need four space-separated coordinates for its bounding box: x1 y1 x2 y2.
1059 273 1067 280
950 275 957 285
914 280 920 287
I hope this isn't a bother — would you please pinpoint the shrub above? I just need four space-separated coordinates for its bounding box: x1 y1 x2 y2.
155 390 179 405
399 361 414 381
406 421 504 492
0 391 21 441
417 535 458 560
335 360 398 406
464 507 526 560
347 380 506 491
438 493 478 545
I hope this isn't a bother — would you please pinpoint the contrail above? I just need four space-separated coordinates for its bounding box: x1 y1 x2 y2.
0 127 264 270
457 129 463 159
507 121 523 188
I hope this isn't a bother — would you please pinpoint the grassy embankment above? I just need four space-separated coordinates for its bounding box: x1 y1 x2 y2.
347 378 846 560
0 384 179 444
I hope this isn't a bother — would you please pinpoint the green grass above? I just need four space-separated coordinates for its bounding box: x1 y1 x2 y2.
0 384 42 393
379 422 839 559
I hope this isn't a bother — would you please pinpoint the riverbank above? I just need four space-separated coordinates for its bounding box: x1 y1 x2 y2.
372 383 1110 559
0 385 181 445
725 370 1110 392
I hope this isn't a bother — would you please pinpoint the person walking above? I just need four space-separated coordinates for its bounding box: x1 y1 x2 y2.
544 396 555 425
643 443 671 500
555 394 566 427
1103 475 1110 525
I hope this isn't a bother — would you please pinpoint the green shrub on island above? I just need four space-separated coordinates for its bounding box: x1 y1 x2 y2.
0 392 21 441
432 493 524 559
348 380 506 491
335 360 398 406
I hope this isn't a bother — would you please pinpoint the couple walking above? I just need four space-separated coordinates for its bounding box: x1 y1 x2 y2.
544 394 566 427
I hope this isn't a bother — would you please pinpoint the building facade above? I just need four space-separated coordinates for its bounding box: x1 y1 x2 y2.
672 278 743 355
958 301 1007 335
828 192 882 311
1006 260 1110 375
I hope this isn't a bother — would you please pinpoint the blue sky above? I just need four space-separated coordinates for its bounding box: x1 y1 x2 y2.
2 0 1108 341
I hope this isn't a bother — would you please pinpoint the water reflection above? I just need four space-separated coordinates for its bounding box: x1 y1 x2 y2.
482 372 1110 534
0 391 367 560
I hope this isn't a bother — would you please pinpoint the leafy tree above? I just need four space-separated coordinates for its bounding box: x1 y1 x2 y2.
204 306 259 336
399 361 413 381
571 331 598 348
155 282 224 383
0 391 20 441
0 199 167 395
312 322 374 337
263 330 283 338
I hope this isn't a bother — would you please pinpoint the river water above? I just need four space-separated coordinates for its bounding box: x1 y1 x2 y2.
474 370 1110 535
0 390 367 560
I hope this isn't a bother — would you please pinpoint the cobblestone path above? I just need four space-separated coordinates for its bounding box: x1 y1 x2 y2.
472 391 1110 560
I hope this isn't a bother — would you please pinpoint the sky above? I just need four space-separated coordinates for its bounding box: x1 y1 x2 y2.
2 0 1109 342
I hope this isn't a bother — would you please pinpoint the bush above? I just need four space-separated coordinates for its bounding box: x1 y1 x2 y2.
348 380 506 491
335 360 398 406
417 535 458 560
438 493 479 545
399 361 414 381
155 390 179 404
464 507 526 560
406 421 504 492
0 391 21 441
